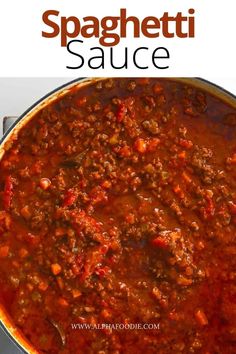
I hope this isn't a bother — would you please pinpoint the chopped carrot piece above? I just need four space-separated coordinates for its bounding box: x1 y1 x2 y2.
72 289 82 298
58 297 69 307
101 309 111 318
196 241 205 250
125 213 135 224
173 185 185 198
173 185 181 194
152 287 162 300
55 227 66 237
101 180 112 189
27 283 34 292
179 139 193 149
134 138 147 154
19 248 29 259
138 78 150 85
182 171 192 184
51 263 62 275
195 309 208 326
56 277 64 290
230 153 236 164
178 151 186 159
38 281 49 291
0 245 9 258
76 96 87 106
147 138 160 152
153 83 163 95
118 145 131 157
0 211 11 230
177 275 192 286
20 205 32 220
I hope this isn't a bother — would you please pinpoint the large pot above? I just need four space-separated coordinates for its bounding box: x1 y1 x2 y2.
0 77 236 354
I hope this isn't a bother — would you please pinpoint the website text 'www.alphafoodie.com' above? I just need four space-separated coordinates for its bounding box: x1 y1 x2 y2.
71 323 160 331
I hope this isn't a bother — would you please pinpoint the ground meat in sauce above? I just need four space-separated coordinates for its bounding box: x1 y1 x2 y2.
0 78 236 354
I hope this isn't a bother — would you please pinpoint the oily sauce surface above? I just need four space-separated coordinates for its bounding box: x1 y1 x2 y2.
0 78 236 354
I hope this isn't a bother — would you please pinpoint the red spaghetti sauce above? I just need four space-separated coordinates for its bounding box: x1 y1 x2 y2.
0 78 236 354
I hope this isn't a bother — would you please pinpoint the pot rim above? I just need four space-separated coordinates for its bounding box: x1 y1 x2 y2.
1 77 236 157
0 76 235 354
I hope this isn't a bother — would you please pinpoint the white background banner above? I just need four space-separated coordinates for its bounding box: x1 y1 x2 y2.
0 0 235 77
